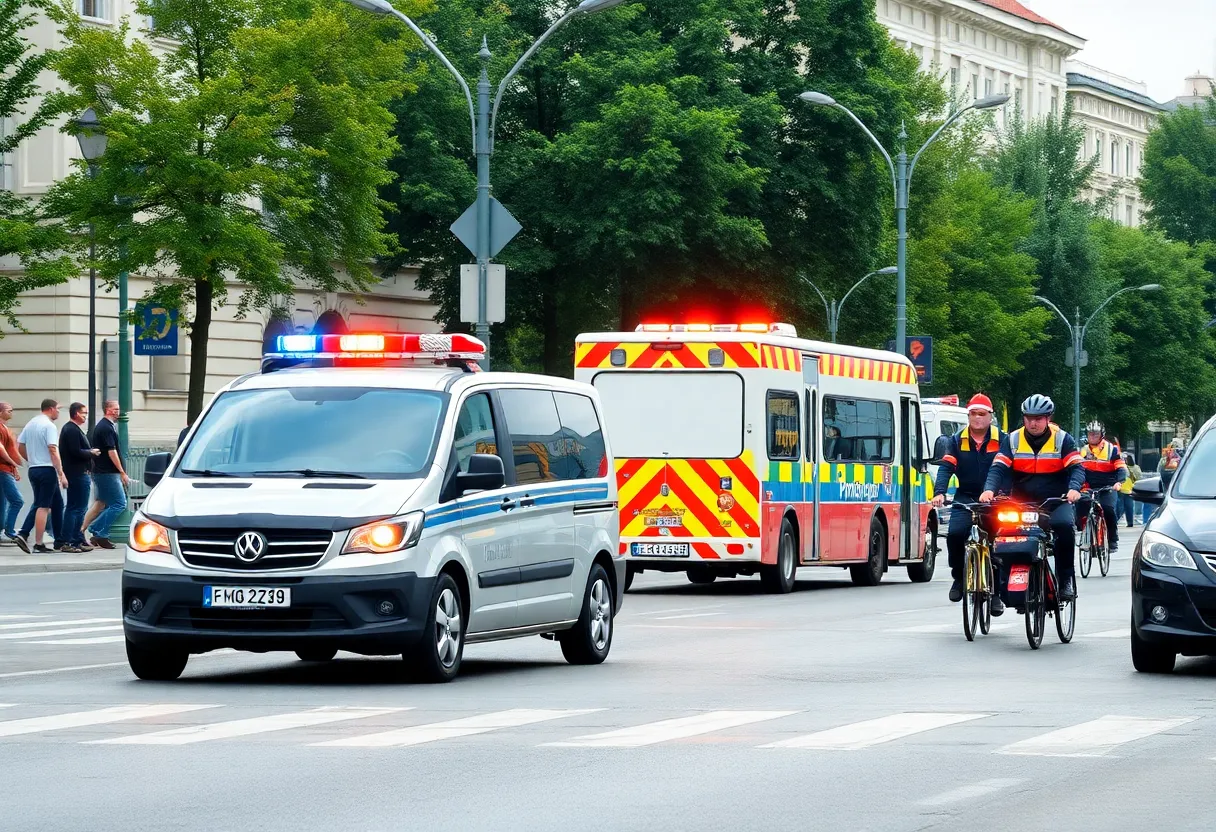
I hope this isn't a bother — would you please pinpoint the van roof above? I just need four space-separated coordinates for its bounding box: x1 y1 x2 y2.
576 330 915 368
225 366 594 395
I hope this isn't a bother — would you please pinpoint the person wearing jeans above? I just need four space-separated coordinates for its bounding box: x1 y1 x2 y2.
0 402 23 541
60 403 99 552
87 400 128 548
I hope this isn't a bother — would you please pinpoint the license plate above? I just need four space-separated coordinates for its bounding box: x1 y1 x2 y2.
203 586 292 608
1007 566 1030 590
631 543 690 558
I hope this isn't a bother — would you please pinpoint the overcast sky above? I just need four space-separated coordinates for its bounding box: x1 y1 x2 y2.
1028 0 1215 102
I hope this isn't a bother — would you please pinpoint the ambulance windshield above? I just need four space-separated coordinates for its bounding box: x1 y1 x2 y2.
593 371 743 459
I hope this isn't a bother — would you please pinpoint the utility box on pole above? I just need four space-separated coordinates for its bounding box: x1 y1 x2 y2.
460 264 506 324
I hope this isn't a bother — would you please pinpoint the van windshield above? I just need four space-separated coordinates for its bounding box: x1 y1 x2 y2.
176 386 447 479
592 371 743 459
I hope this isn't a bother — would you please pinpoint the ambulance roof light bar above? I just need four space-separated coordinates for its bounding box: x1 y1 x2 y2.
635 322 798 337
261 332 486 373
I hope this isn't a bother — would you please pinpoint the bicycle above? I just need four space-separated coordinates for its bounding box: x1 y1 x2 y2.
993 496 1076 650
951 500 995 642
1078 485 1115 579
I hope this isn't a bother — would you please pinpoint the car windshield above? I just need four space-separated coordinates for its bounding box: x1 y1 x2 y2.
176 386 447 479
1172 431 1213 498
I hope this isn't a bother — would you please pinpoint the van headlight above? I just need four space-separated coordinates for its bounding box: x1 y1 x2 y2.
341 512 424 555
130 514 172 554
1140 530 1197 570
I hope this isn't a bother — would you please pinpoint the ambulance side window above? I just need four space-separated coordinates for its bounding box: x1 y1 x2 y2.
499 388 563 485
767 391 800 461
453 393 497 474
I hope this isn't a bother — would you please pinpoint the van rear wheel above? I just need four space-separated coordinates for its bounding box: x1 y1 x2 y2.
560 564 614 665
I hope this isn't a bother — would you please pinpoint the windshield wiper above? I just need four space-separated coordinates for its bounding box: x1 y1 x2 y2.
251 469 367 479
179 468 238 478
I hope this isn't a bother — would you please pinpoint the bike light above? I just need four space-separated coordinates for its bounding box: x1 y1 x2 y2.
130 515 171 554
1140 530 1197 570
997 510 1020 524
342 512 424 555
1020 511 1039 524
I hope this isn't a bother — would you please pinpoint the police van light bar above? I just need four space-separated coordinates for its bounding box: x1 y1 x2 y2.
925 395 959 407
635 322 798 336
268 332 486 360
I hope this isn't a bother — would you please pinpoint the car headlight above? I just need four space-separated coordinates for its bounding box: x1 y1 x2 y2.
1139 530 1197 570
341 512 424 555
130 515 171 554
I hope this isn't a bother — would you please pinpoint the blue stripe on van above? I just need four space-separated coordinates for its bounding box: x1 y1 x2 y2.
423 482 610 531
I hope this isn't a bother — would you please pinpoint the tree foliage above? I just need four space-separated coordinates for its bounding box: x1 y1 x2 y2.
1140 96 1216 247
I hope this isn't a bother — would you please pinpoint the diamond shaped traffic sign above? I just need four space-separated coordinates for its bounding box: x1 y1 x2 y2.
450 197 522 259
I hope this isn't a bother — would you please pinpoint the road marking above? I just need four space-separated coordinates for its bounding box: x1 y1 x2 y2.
0 625 122 640
0 614 46 621
763 713 990 750
1081 628 1130 639
653 612 724 621
94 707 405 745
883 607 945 616
998 716 1194 757
0 704 218 738
319 708 599 748
25 635 126 645
549 711 798 748
0 617 116 631
918 779 1024 807
39 597 119 605
0 662 127 679
634 605 726 617
888 621 1019 634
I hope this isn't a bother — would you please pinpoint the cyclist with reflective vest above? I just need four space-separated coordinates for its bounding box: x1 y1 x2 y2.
931 394 1006 612
1076 420 1127 552
980 394 1085 600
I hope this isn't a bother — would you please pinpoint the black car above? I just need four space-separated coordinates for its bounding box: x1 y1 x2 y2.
1131 419 1216 672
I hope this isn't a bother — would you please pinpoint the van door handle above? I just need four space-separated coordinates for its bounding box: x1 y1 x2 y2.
519 494 536 508
500 498 518 512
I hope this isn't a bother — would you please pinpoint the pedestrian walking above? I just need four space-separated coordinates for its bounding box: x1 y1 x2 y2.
59 403 100 553
14 399 66 553
0 402 24 544
86 399 129 549
1120 451 1140 527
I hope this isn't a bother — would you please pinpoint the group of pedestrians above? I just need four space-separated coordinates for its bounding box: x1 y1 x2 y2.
0 398 129 554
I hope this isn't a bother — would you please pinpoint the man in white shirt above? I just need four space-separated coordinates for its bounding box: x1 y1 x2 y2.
14 399 67 554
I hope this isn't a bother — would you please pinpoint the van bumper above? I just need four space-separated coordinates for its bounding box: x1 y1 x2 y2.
121 570 437 656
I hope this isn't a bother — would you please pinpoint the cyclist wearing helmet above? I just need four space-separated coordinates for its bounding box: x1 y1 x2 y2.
1076 420 1127 552
931 394 1006 611
979 394 1086 600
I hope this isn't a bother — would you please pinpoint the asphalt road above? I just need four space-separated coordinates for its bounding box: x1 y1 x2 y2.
5 528 1215 832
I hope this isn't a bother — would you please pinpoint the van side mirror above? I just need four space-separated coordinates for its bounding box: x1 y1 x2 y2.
144 452 172 488
456 454 505 494
1132 476 1165 506
930 434 952 466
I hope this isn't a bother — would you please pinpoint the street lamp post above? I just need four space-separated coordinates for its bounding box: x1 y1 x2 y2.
343 0 626 368
799 91 1009 351
1034 284 1161 438
802 266 897 343
74 108 107 434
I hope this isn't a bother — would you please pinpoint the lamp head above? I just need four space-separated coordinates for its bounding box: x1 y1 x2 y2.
973 93 1011 110
341 0 394 14
876 266 898 275
74 107 107 163
799 91 837 107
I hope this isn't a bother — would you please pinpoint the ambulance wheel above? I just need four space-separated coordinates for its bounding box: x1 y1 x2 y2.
687 567 717 585
624 564 637 592
760 518 798 594
851 515 886 586
907 518 937 583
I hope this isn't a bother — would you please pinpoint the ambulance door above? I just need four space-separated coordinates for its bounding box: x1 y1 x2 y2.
899 396 923 559
803 354 820 561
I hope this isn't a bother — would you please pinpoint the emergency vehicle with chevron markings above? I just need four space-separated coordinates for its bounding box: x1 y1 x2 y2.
575 322 935 593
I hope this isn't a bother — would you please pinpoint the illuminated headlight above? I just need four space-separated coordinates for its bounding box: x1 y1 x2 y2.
1139 530 1197 570
130 514 171 554
341 512 424 555
997 510 1038 525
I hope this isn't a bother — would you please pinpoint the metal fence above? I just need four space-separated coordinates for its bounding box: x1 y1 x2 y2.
127 445 175 503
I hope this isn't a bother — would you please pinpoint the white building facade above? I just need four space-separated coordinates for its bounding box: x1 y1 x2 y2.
1066 62 1166 228
0 0 439 450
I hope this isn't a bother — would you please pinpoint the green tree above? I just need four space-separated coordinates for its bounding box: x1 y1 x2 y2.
42 0 412 419
1140 96 1216 246
0 0 77 331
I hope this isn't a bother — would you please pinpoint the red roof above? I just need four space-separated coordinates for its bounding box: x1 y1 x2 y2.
976 0 1069 33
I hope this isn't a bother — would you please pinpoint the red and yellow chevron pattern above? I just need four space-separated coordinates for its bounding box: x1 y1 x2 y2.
575 341 762 369
617 452 761 544
818 353 915 384
760 345 802 371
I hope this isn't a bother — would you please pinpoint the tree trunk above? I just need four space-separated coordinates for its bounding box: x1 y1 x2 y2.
541 271 560 377
187 276 213 425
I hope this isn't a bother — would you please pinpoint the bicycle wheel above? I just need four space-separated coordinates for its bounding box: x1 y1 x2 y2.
962 546 979 642
1055 587 1076 643
1099 541 1111 576
1097 513 1110 577
979 549 994 635
1025 563 1045 650
1079 514 1093 578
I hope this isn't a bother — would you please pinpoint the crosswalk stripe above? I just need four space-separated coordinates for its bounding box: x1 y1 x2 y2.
918 778 1024 807
0 618 115 631
25 636 127 645
1081 628 1130 639
0 614 47 621
0 704 217 738
547 710 798 748
763 712 990 750
0 625 122 640
93 707 406 745
318 708 599 748
998 716 1194 757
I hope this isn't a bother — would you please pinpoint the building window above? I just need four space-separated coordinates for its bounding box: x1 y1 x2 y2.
78 0 108 20
148 354 188 393
0 117 12 193
1111 142 1118 175
972 74 979 100
1126 202 1135 227
1095 133 1102 160
984 78 993 96
1126 143 1133 176
949 66 960 94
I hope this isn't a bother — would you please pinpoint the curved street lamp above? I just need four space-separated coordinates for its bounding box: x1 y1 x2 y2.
74 108 108 434
803 266 897 343
798 90 1009 352
1034 283 1161 437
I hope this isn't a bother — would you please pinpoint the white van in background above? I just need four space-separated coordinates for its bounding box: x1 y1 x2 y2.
922 396 969 535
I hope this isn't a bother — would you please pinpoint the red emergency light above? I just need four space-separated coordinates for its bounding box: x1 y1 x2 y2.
634 322 798 336
266 332 486 365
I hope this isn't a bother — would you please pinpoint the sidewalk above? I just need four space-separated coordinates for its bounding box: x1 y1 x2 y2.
0 544 126 574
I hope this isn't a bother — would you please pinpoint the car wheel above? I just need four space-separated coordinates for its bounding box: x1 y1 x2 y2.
295 647 338 663
850 515 886 586
1131 616 1176 674
907 518 937 583
560 564 614 665
406 573 464 683
126 639 188 682
760 517 797 594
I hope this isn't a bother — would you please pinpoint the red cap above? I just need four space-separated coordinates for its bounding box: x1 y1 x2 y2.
967 394 994 414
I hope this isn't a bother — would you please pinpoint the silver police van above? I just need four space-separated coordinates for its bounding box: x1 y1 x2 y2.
123 332 622 682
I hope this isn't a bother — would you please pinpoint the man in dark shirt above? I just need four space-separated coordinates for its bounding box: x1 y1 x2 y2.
86 400 129 549
60 402 100 553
